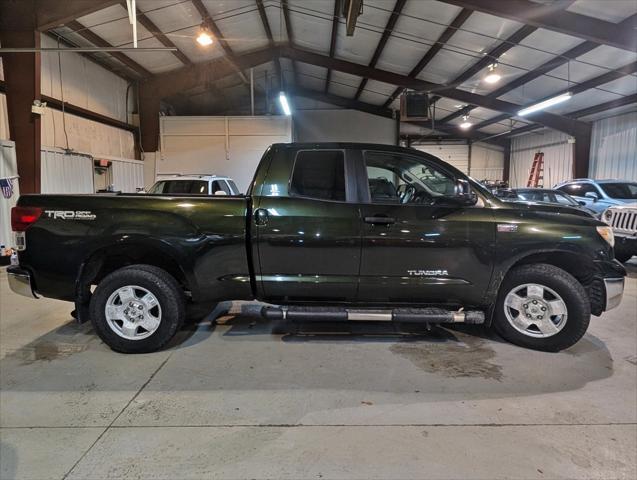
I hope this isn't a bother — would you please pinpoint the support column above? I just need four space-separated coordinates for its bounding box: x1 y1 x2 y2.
0 0 41 194
502 139 511 183
573 126 592 179
138 86 160 153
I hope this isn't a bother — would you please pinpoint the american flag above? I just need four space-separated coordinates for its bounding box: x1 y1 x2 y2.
0 177 14 199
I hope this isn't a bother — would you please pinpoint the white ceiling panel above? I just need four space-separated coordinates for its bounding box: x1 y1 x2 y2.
328 70 364 98
567 0 637 23
498 75 570 105
375 0 462 75
264 2 286 44
334 0 392 65
465 107 507 122
201 0 254 17
573 45 637 71
288 0 333 54
214 7 269 53
358 79 397 105
594 75 637 96
578 104 637 122
432 97 464 119
478 123 514 135
295 62 328 91
518 28 583 57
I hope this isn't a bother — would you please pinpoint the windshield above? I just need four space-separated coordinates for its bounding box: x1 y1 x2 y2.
148 180 208 194
599 182 637 199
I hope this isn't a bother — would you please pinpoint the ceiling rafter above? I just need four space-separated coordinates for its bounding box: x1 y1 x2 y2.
67 19 152 77
281 0 298 85
472 60 637 132
381 8 472 109
438 0 637 52
191 0 249 85
434 24 538 122
291 85 501 144
127 2 192 67
282 45 590 136
36 0 120 31
353 0 407 101
325 0 341 93
436 13 637 129
256 0 282 86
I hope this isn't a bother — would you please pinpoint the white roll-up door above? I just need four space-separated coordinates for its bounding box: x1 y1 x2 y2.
41 149 94 194
412 143 470 173
111 159 144 192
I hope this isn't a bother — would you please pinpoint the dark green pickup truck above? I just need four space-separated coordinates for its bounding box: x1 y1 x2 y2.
8 143 625 353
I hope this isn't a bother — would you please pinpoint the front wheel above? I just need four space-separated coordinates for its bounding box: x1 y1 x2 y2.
494 264 590 352
89 265 185 353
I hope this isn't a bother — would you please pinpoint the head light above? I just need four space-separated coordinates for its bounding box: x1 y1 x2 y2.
596 226 615 247
603 209 613 222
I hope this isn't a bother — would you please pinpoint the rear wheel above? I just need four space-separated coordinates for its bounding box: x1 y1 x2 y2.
89 265 185 353
494 264 590 352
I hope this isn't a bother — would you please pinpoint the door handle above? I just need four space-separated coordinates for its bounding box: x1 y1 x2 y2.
364 215 395 225
254 208 269 226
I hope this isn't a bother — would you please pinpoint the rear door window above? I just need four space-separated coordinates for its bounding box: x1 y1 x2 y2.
290 150 346 201
211 180 230 194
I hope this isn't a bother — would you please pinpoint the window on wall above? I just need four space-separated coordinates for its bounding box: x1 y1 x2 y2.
290 150 346 201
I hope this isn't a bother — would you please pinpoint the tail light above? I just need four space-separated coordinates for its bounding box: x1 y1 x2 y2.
11 206 43 232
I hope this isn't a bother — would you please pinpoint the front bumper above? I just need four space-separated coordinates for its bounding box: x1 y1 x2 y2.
603 277 624 311
6 266 38 299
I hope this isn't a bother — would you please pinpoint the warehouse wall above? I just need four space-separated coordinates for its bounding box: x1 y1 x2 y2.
294 109 396 144
159 116 292 192
590 112 637 181
412 141 504 180
510 130 573 188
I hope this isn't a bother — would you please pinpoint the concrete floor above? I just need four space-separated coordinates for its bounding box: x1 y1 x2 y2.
1 264 636 480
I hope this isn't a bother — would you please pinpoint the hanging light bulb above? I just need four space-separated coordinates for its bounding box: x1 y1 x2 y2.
459 115 472 130
196 24 214 46
484 63 501 84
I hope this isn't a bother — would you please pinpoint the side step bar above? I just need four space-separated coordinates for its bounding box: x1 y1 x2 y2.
261 306 484 325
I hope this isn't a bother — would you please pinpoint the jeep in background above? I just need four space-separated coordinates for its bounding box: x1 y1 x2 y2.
148 174 240 195
602 203 637 263
8 143 625 354
555 179 637 214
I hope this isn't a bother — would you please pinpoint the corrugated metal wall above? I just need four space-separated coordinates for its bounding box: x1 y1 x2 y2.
412 141 504 180
41 149 94 194
111 158 144 192
510 130 573 188
590 112 637 181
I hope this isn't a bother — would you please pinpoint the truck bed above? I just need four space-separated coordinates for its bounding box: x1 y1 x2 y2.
16 193 253 303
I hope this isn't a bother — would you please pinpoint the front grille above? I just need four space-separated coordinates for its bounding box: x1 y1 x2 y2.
608 209 637 235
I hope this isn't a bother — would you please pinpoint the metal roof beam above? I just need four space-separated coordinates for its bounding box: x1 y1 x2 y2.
67 19 152 77
282 45 590 136
36 0 120 31
382 8 472 109
353 0 407 100
191 0 249 84
325 0 341 93
438 0 637 51
256 0 282 86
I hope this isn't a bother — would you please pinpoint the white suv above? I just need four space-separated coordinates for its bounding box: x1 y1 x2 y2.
148 175 240 196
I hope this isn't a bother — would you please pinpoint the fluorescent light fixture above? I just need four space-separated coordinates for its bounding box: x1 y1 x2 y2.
484 63 501 84
459 115 472 130
279 92 291 115
196 25 214 46
518 92 572 116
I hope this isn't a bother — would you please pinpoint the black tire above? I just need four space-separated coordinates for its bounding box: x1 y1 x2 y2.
89 265 185 353
494 263 590 352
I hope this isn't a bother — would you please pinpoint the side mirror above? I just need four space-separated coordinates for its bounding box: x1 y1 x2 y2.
439 179 477 206
585 191 599 202
214 190 228 196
